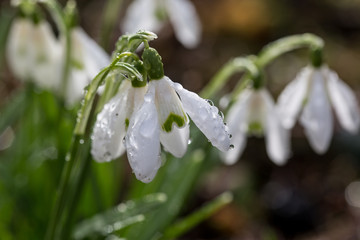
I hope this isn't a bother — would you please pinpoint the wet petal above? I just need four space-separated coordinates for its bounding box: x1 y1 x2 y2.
221 90 252 165
152 78 188 132
263 90 291 165
167 0 201 48
277 66 312 129
91 81 132 162
327 68 360 134
126 85 161 183
122 0 163 34
300 69 333 154
160 124 189 158
170 81 231 152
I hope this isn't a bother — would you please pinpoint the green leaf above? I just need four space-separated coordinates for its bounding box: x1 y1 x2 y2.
73 193 167 239
160 192 233 240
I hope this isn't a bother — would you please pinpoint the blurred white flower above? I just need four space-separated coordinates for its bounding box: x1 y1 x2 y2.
6 18 61 89
92 76 231 183
122 0 201 49
222 88 290 166
65 27 110 105
277 65 360 154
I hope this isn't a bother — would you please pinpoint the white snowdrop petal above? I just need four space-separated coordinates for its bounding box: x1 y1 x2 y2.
126 85 161 183
122 0 163 34
152 78 188 132
6 18 34 81
327 68 360 134
171 82 231 152
263 90 290 165
32 21 62 90
221 90 251 165
277 66 312 129
65 69 89 105
300 69 333 154
167 0 201 48
91 81 132 162
73 27 110 78
160 124 189 158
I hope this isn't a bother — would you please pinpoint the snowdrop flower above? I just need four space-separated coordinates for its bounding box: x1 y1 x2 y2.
122 0 201 48
277 65 360 154
92 76 231 183
65 27 110 105
124 76 231 182
6 18 61 89
222 88 290 166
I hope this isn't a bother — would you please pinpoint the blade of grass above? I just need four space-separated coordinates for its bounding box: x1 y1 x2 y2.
160 192 233 240
73 193 167 239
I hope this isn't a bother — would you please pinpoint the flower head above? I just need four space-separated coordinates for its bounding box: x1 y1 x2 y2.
92 76 231 183
122 0 201 48
222 88 290 166
277 65 360 154
6 18 61 89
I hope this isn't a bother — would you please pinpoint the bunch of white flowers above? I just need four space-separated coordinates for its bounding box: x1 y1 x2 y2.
6 16 109 105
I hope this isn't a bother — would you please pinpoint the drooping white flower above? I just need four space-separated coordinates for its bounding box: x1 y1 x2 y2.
65 27 110 105
91 79 148 162
92 76 231 183
277 65 360 154
6 18 61 89
122 0 201 48
125 76 231 182
222 88 290 166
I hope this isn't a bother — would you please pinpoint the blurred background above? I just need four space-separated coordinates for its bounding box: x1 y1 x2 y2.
1 0 360 239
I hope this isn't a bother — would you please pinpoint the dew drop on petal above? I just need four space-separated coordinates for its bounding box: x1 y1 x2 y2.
229 144 234 150
188 139 192 145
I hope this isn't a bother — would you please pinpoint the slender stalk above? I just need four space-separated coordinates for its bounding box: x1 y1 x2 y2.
160 192 233 240
256 33 324 68
200 57 258 99
100 0 123 51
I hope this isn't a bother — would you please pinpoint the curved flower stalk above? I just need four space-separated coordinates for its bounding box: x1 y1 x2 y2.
65 27 110 105
121 0 201 49
277 65 360 154
6 17 61 89
222 87 290 166
91 47 231 183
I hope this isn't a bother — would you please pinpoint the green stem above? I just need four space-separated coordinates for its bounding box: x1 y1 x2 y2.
256 33 324 68
100 0 123 51
40 0 72 102
200 57 258 99
160 192 233 240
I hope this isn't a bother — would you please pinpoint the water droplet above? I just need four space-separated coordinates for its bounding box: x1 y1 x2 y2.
122 137 126 147
229 144 234 150
206 99 214 106
79 139 85 144
219 111 224 119
187 139 192 145
65 154 71 161
229 134 232 138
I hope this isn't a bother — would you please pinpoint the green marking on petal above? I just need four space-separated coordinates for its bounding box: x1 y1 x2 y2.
71 59 84 70
248 121 263 136
162 113 186 132
125 118 130 129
